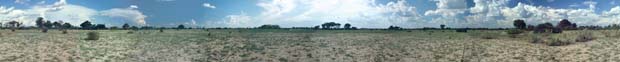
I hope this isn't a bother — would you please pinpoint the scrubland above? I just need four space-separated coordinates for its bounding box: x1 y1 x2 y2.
1 29 620 62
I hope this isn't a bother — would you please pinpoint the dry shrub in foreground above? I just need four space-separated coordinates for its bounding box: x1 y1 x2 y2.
575 31 594 42
530 35 543 43
42 29 48 33
530 33 574 46
548 38 572 46
62 30 68 34
85 32 99 40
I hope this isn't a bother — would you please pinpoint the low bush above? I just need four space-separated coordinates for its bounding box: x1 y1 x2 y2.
575 32 594 42
127 31 134 34
85 32 99 40
547 38 572 46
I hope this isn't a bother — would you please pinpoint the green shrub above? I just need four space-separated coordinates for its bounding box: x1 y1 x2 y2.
85 32 99 40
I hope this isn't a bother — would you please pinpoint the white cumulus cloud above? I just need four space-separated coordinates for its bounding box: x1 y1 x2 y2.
219 0 420 28
203 3 216 9
1 0 148 26
99 6 147 26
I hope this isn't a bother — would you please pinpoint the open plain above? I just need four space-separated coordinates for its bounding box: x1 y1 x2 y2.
1 29 620 62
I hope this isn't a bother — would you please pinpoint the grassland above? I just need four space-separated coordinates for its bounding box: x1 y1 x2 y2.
1 29 620 62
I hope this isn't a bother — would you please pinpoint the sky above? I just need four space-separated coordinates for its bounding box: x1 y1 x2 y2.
1 0 620 28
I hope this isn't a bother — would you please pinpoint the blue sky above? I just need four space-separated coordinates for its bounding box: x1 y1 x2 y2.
1 0 620 28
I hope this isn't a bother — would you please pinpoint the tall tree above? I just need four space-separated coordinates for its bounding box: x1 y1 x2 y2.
94 24 107 29
344 23 351 29
7 21 22 32
388 26 402 30
440 24 446 29
80 21 93 29
513 19 526 30
258 24 280 29
122 23 130 30
177 24 186 29
44 21 53 28
62 23 73 29
35 17 45 28
53 21 63 29
558 19 576 30
321 22 341 29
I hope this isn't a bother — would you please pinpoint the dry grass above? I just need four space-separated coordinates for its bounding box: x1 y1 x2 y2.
0 29 619 62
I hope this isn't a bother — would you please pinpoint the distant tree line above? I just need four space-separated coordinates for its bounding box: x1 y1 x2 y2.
510 19 618 34
0 17 203 31
4 17 620 31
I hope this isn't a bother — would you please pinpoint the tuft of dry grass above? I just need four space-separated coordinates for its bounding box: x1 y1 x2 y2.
62 30 68 34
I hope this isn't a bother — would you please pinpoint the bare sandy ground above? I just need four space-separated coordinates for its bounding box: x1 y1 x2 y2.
1 29 620 62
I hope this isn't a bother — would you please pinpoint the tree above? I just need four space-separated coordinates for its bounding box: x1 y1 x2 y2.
534 23 554 33
440 24 446 29
320 22 341 29
35 17 45 28
513 19 526 29
44 21 53 28
94 24 107 29
343 23 351 29
313 26 320 29
177 24 186 29
52 21 63 29
80 21 93 29
558 19 576 30
62 23 73 29
7 21 22 32
388 26 402 30
258 24 280 29
122 23 130 30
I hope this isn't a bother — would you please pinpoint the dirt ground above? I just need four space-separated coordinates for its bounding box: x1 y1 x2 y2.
1 29 620 62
